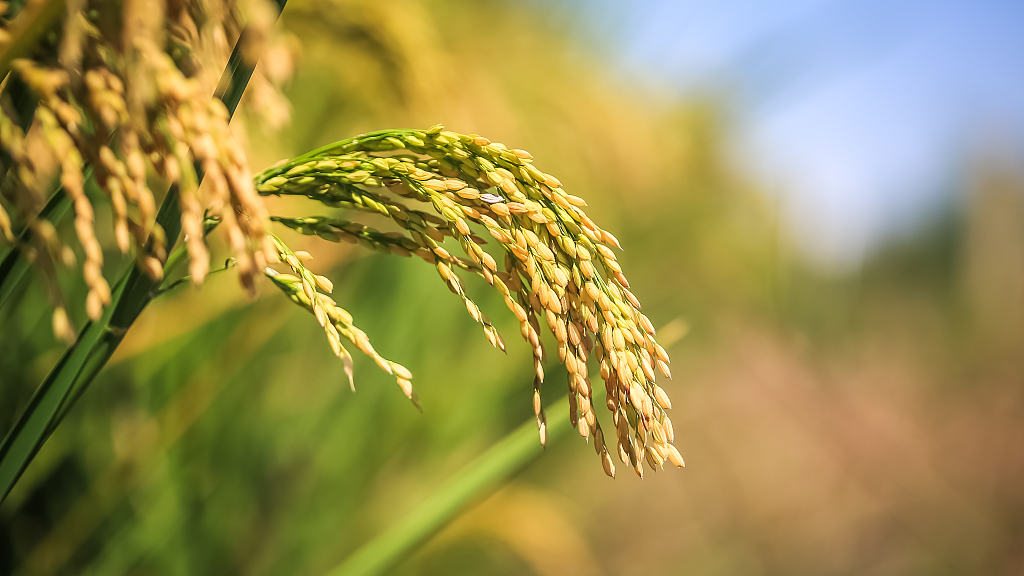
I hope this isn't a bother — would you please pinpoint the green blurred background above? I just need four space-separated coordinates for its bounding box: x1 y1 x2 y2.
3 0 1024 574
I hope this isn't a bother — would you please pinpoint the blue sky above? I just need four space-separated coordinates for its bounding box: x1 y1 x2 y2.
568 0 1024 268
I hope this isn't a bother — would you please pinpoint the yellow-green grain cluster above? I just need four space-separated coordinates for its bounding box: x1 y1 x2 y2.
266 234 418 407
258 126 681 477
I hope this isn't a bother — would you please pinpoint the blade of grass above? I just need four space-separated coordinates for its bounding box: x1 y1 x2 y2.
16 304 289 576
0 275 125 502
0 0 288 504
326 396 571 576
47 240 194 429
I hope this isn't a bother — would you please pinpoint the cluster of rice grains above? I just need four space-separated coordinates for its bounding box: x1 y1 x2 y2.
265 234 418 406
257 126 683 478
0 0 291 338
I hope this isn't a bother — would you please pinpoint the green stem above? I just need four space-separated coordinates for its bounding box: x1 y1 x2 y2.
156 257 234 296
154 214 224 291
325 397 571 576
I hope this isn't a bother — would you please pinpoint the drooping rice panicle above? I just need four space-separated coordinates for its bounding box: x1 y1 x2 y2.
257 126 680 477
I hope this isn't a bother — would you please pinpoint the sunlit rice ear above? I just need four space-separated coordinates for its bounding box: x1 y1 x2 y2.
258 126 678 477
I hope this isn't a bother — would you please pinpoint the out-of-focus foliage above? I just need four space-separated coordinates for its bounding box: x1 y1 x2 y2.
2 0 1023 575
